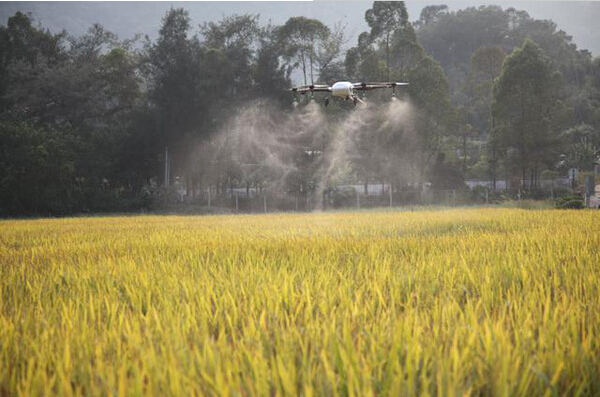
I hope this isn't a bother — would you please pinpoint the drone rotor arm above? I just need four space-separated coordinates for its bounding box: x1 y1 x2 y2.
352 82 409 91
290 85 331 95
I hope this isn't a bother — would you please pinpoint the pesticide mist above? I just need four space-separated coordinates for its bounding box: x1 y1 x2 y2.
198 96 417 209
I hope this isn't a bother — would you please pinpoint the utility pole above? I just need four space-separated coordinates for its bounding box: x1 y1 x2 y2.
463 132 467 175
164 146 170 187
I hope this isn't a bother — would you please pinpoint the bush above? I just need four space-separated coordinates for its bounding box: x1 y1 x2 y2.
555 195 584 209
552 186 573 198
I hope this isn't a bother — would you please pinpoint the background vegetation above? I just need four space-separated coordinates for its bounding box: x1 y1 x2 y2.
1 2 599 215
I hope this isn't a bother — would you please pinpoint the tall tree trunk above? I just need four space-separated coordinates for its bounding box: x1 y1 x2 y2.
530 169 534 190
520 93 526 188
462 132 467 175
309 52 314 85
490 99 497 190
386 32 390 81
301 51 307 85
186 173 191 197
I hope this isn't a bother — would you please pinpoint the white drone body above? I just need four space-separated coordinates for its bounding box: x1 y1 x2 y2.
290 81 409 106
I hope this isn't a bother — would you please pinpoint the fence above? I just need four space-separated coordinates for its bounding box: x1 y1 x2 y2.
158 180 579 214
167 188 515 213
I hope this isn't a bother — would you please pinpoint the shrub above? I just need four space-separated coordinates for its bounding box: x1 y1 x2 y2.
555 195 584 209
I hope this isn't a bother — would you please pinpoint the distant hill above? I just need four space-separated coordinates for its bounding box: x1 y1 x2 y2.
1 1 598 56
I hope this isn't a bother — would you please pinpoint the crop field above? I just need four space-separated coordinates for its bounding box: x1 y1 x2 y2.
1 208 599 396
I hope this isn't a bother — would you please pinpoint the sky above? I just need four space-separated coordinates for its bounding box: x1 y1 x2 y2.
1 1 599 55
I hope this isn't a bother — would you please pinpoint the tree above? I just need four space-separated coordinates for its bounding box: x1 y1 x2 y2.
560 124 600 172
253 25 291 103
417 6 510 74
407 55 457 185
468 45 506 186
277 17 330 85
345 2 458 192
471 45 506 81
0 12 144 214
344 32 383 81
0 11 66 113
416 5 593 120
365 1 409 81
416 5 448 28
493 39 567 188
145 8 205 186
0 121 77 214
200 14 260 100
314 22 345 83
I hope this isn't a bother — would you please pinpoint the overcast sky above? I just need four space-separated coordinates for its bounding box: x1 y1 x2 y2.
1 1 599 55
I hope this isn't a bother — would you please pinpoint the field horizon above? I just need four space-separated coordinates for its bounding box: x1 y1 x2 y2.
1 208 599 395
0 199 559 221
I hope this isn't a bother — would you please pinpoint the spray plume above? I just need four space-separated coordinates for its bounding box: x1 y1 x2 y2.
197 97 417 210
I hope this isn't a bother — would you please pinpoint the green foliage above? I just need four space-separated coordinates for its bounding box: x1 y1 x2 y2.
201 14 261 100
0 12 146 215
417 5 599 186
254 26 290 102
277 17 330 85
344 2 458 189
0 122 77 214
493 39 566 187
560 123 600 172
418 5 510 77
146 9 204 143
365 1 409 41
554 195 584 209
415 5 448 28
365 1 410 81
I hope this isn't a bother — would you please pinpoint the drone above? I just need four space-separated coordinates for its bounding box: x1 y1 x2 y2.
290 81 409 106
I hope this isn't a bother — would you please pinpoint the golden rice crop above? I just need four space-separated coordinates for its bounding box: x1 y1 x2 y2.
1 208 599 396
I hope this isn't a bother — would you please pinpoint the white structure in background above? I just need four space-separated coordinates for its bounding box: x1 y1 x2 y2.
589 162 600 208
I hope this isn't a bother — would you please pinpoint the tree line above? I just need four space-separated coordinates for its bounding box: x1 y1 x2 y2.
1 2 599 215
416 5 600 188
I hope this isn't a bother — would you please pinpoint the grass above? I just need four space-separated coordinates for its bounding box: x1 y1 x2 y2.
1 208 599 396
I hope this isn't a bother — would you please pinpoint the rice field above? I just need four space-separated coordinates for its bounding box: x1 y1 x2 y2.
1 208 599 396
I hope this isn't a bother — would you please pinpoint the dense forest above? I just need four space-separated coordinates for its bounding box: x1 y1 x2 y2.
1 2 599 215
